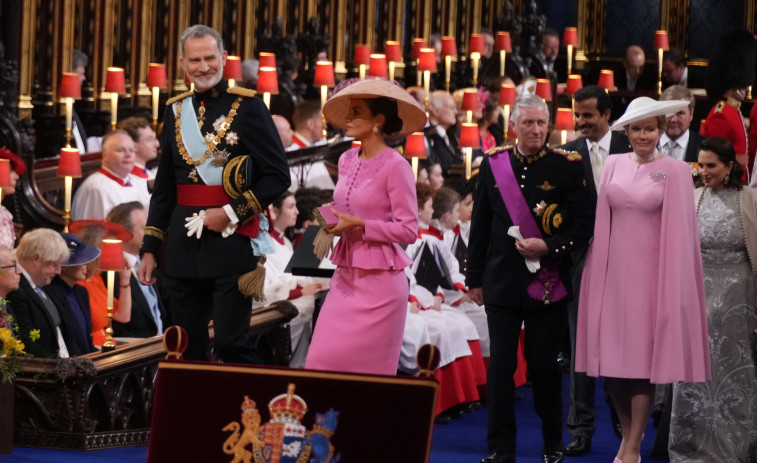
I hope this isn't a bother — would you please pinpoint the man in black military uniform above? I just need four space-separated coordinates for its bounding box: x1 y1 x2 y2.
467 93 595 463
138 25 290 363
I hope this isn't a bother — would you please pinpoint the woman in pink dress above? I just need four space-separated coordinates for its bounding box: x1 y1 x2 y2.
576 97 710 463
305 78 426 375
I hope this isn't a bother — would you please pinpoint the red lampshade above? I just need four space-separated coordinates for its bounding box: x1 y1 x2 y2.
418 48 437 72
459 123 481 148
224 56 243 80
146 63 167 88
59 72 81 99
368 54 388 78
469 34 485 54
385 40 402 62
563 27 578 47
654 30 669 50
535 78 552 101
354 45 371 65
555 108 574 131
0 160 11 188
441 36 458 57
57 147 82 178
496 32 512 52
412 38 428 59
499 83 517 106
404 132 427 158
259 52 277 68
105 67 126 94
598 69 615 91
313 61 335 87
99 239 124 271
257 67 279 94
566 74 583 95
352 140 362 149
461 90 479 111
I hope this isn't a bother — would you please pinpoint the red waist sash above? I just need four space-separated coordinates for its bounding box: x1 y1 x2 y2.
176 185 228 207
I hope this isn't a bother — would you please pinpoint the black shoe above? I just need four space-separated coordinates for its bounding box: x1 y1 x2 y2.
542 449 565 463
564 436 591 456
480 452 516 463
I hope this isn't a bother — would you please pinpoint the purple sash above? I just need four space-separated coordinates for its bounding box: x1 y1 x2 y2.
488 151 567 304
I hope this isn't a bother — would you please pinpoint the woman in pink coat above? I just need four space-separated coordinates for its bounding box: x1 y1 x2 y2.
305 79 426 375
576 97 710 463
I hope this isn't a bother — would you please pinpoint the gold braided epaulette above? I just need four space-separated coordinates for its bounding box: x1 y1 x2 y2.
166 90 193 106
485 144 513 156
553 148 582 162
714 100 726 113
228 87 257 97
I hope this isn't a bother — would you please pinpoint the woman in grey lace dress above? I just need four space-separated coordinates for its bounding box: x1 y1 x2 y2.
669 137 757 462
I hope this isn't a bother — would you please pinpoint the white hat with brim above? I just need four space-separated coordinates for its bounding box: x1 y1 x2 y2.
323 78 428 136
610 97 690 131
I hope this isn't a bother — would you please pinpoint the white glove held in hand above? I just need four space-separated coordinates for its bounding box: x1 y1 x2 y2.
184 210 206 239
221 223 238 238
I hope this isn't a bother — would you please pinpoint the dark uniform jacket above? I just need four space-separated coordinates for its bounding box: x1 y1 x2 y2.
465 145 595 308
142 80 291 279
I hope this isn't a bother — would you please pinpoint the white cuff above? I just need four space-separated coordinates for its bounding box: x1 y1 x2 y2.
222 204 240 224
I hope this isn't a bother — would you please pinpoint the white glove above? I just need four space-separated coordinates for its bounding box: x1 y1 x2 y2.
184 210 206 239
221 223 238 238
507 226 540 273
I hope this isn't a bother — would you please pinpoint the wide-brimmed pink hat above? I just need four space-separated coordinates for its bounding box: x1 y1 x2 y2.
323 78 427 136
610 97 689 131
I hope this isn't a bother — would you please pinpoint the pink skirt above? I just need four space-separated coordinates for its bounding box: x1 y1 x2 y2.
306 266 408 375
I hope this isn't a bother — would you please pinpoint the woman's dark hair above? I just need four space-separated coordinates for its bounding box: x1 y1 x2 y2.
699 136 744 189
272 190 295 209
364 97 403 135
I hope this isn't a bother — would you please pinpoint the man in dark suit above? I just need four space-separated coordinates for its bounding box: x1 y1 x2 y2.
10 229 79 359
662 48 707 90
108 201 169 338
614 45 657 93
559 85 631 456
659 85 704 162
425 90 462 174
467 93 595 463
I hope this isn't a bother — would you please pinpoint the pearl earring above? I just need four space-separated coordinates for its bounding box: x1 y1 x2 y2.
372 125 379 133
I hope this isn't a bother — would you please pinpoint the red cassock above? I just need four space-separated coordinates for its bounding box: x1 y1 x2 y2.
703 99 749 178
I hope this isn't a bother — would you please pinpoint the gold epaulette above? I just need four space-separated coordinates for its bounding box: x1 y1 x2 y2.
552 147 582 162
228 86 257 97
485 144 513 156
715 100 726 113
166 90 193 106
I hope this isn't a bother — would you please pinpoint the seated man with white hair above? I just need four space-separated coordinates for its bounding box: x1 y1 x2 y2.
8 229 80 358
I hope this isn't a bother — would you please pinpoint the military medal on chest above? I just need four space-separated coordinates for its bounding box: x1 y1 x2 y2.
175 96 242 182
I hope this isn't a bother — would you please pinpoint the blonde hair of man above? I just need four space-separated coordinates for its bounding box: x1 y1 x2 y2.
16 229 69 263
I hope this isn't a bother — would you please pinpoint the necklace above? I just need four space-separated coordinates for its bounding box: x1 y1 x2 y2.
175 96 242 181
631 151 661 165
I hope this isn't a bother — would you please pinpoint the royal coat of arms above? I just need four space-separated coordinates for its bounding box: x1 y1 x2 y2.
222 383 340 463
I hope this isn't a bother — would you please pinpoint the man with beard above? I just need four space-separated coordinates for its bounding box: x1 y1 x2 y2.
558 85 630 456
659 85 702 162
138 24 290 364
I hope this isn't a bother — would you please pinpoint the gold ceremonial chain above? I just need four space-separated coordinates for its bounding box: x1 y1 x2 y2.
198 101 206 128
175 96 242 181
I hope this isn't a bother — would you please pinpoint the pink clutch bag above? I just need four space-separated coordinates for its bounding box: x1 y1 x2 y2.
315 206 339 227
